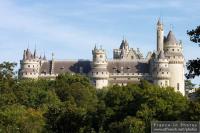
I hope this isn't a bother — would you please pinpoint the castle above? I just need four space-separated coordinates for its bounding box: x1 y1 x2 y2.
19 19 185 95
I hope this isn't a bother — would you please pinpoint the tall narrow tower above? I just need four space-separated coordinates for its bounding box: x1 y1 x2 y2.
164 31 185 95
157 19 164 52
152 51 170 87
91 45 109 89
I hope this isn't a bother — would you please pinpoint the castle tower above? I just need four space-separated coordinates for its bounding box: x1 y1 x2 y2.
157 19 164 52
152 51 170 87
19 48 40 79
164 30 185 95
91 45 109 89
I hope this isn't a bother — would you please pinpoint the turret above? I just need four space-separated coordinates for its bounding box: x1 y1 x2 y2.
164 30 185 95
19 48 40 79
157 18 164 52
152 51 170 87
91 45 109 89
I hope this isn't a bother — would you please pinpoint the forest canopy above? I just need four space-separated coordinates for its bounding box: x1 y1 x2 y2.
0 62 199 133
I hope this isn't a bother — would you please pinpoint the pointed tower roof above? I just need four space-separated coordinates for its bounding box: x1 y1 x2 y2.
43 54 46 60
157 18 162 25
26 48 32 59
34 48 37 58
158 51 165 59
165 30 177 44
120 39 129 49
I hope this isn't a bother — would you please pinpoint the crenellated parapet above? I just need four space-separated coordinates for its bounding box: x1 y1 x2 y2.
19 48 46 79
91 45 109 89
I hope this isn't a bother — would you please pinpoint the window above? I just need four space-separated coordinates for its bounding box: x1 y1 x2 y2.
162 72 164 74
172 49 174 51
96 72 98 75
165 80 168 86
177 83 180 90
28 65 30 68
79 67 83 73
100 55 103 58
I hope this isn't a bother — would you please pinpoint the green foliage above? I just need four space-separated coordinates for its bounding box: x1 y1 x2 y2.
0 104 45 133
109 116 145 133
0 62 199 133
186 26 200 79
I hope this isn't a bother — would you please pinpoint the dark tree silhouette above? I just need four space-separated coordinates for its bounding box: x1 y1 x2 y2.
186 26 200 79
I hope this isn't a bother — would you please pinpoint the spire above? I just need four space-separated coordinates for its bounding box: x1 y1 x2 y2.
52 52 54 60
157 18 162 25
23 50 26 60
120 38 129 49
94 44 97 50
26 47 32 59
43 53 46 60
34 45 37 58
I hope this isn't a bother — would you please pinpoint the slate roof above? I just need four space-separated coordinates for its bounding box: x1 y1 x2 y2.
40 60 92 74
39 60 150 75
158 51 165 59
107 60 149 74
165 30 177 44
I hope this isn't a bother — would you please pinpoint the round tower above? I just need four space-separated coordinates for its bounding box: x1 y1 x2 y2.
91 45 109 89
164 31 185 95
19 48 40 79
157 19 164 52
153 51 170 87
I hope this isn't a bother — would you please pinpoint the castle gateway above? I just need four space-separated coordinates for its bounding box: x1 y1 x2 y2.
19 20 185 95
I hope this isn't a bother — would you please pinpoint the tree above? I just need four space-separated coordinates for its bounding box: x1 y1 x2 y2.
0 62 17 94
0 62 17 81
109 116 145 133
0 104 45 133
185 80 196 95
186 27 200 79
44 101 87 133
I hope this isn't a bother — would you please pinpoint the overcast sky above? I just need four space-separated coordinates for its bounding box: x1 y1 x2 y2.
0 0 199 84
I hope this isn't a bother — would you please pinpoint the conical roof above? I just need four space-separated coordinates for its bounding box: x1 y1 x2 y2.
158 51 165 59
165 30 177 44
26 49 32 59
157 18 162 25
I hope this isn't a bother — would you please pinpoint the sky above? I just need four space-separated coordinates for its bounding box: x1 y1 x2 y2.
0 0 199 84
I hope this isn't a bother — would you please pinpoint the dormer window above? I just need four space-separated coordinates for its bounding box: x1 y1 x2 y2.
127 67 130 69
